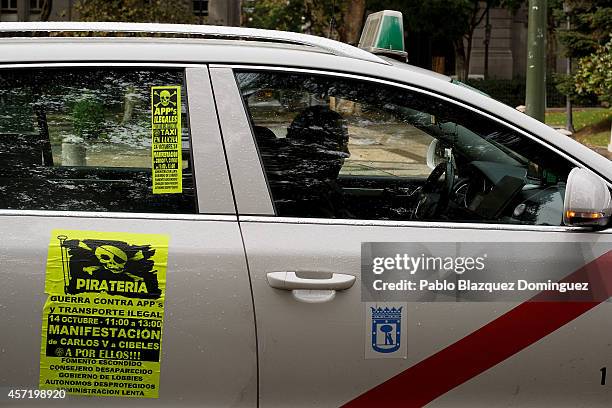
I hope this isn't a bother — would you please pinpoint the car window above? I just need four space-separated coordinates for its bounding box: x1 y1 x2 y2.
0 68 196 213
236 71 574 226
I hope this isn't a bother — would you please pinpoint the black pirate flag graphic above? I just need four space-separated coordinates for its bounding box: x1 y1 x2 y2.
58 235 161 299
41 230 169 398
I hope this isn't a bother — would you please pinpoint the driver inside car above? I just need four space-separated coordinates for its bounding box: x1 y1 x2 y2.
273 105 352 219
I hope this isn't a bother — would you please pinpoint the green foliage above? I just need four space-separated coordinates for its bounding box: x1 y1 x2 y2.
464 77 597 108
72 97 106 140
243 0 348 39
74 0 196 24
574 37 612 104
554 1 612 102
556 0 612 58
244 0 308 33
551 72 599 105
464 78 525 107
547 108 611 148
545 107 611 129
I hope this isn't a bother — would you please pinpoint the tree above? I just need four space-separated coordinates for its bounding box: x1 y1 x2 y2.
40 0 53 21
454 1 491 81
244 0 307 33
574 36 612 104
554 0 612 104
337 0 366 44
556 0 612 59
243 0 366 44
74 0 196 24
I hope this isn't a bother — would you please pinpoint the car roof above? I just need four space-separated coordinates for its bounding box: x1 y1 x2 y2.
0 21 388 64
2 22 611 181
0 22 449 80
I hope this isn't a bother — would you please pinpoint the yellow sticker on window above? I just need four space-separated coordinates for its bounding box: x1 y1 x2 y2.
39 230 169 398
151 85 182 194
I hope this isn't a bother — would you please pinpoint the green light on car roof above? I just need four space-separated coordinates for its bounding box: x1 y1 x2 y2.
358 10 407 60
377 13 404 51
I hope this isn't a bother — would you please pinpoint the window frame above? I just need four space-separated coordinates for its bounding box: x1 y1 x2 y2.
29 0 42 12
0 62 234 218
1 0 17 12
225 64 603 232
193 0 209 16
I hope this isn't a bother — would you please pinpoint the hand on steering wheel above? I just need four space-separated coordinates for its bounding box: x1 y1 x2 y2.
413 159 454 219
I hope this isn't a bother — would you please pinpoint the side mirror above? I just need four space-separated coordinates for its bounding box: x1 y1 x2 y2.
426 139 444 170
563 167 612 227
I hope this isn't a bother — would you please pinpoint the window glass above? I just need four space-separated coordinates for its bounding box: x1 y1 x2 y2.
193 0 209 16
30 0 42 11
0 68 196 213
236 71 573 225
1 0 17 11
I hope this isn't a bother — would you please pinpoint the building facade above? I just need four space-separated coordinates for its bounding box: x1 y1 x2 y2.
0 0 73 21
468 5 528 79
406 3 565 80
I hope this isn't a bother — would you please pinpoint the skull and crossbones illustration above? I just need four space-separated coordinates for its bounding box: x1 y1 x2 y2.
95 245 128 273
154 90 177 107
79 241 145 281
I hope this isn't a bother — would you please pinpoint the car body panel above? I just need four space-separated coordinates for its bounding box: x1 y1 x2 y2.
185 66 235 214
0 213 257 407
237 217 612 407
431 301 612 407
209 67 274 216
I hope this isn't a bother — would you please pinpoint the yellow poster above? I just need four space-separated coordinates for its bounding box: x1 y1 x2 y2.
39 230 169 398
151 85 182 194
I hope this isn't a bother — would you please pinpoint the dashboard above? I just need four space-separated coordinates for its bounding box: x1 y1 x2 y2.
449 160 565 226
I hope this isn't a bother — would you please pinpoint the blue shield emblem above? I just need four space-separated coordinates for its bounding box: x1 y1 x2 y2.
371 307 402 353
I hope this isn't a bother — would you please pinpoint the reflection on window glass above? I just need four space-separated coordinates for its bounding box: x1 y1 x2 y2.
237 71 573 225
0 68 196 213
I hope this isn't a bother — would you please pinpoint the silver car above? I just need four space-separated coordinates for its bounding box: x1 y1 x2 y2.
1 22 612 407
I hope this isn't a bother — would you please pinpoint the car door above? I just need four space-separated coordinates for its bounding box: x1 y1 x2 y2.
0 64 257 406
212 65 612 407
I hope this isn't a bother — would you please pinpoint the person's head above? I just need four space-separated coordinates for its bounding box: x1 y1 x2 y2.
285 106 349 179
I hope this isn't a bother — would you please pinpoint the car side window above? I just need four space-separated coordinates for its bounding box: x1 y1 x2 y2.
0 68 196 213
236 71 574 226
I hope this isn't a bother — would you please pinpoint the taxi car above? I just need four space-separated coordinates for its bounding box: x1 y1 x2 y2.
1 16 612 407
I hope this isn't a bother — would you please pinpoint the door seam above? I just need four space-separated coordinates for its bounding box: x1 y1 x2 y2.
209 67 260 408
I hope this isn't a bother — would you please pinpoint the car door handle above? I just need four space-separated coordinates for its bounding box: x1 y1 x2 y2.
266 271 356 291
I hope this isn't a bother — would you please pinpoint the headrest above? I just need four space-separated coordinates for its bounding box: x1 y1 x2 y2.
286 106 348 154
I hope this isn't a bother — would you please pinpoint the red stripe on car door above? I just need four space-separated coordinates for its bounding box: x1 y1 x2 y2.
343 250 612 407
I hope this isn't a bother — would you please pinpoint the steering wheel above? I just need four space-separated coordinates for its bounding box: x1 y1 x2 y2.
413 159 455 219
